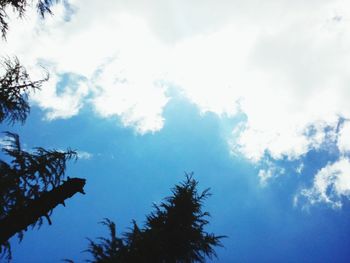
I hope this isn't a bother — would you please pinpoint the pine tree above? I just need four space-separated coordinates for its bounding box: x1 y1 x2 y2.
0 132 85 261
85 175 224 263
0 57 48 124
0 2 87 261
0 56 84 263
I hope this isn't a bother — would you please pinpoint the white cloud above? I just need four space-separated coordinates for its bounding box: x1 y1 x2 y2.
2 6 172 132
258 169 274 186
256 156 287 186
297 158 350 209
30 71 89 120
2 0 348 133
337 121 350 153
90 41 169 133
77 151 93 160
2 0 350 198
258 164 285 186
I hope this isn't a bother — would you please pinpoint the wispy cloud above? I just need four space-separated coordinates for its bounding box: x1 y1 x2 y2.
296 158 350 209
77 151 93 160
294 121 350 208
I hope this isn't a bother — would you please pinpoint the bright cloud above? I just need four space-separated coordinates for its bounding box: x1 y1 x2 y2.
31 72 89 120
297 158 350 209
337 121 350 153
2 0 350 206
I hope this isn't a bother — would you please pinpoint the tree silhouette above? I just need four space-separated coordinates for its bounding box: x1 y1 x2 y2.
0 57 48 124
0 48 83 263
84 175 224 263
84 219 128 263
0 1 87 261
0 177 86 245
0 132 85 261
0 0 56 37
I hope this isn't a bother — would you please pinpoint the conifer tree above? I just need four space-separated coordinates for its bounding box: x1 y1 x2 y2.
0 1 87 261
85 175 224 263
0 57 48 124
0 50 84 263
0 132 86 261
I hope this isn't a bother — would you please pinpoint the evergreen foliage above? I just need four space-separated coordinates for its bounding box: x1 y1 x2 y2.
0 50 83 263
0 1 87 262
0 57 48 124
0 177 86 246
0 132 78 260
85 175 224 263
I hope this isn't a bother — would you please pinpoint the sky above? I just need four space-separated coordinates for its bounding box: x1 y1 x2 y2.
2 0 350 262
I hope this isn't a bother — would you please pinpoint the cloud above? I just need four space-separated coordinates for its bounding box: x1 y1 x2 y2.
77 151 93 160
30 71 89 120
258 163 285 187
2 0 350 205
337 121 350 154
2 4 172 132
91 50 169 133
296 158 350 209
295 121 350 208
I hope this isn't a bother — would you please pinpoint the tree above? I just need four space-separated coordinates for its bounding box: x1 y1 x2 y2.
0 68 86 260
0 132 86 261
84 175 224 263
0 177 86 246
0 0 56 38
0 57 48 124
0 1 87 261
0 51 83 263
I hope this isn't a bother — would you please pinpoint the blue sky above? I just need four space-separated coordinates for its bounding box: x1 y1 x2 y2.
4 97 350 262
2 0 350 262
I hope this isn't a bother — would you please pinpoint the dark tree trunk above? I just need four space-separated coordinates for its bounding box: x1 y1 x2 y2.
0 177 86 244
